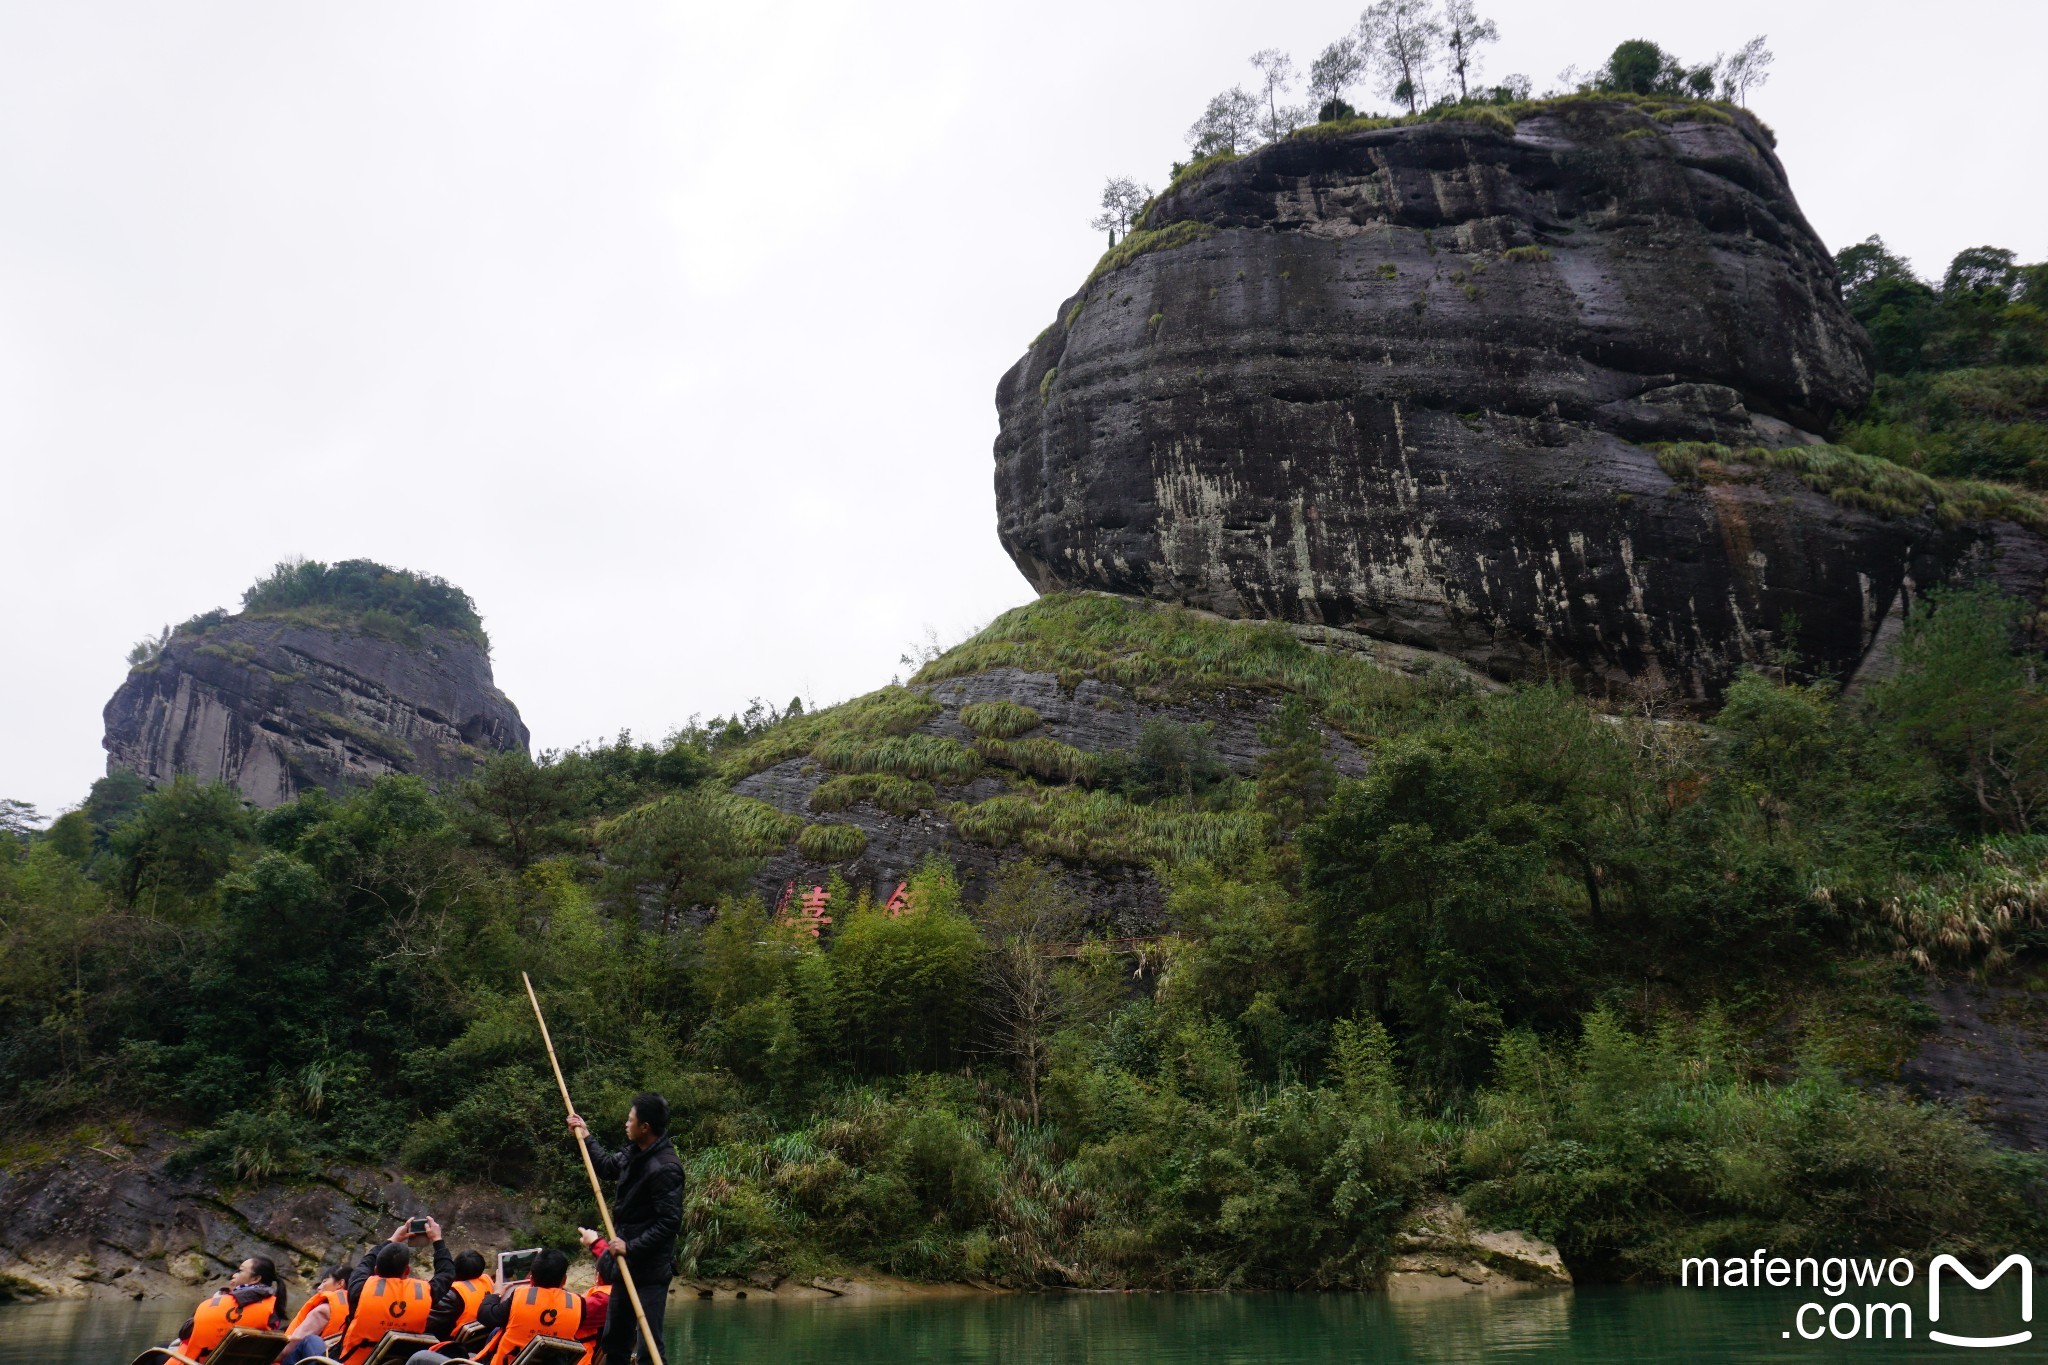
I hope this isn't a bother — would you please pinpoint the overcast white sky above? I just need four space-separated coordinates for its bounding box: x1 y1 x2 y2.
4 1 2044 817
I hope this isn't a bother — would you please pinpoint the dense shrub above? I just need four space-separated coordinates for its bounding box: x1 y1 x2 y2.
1459 1010 2046 1278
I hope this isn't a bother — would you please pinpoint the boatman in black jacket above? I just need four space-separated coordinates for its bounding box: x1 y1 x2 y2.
568 1091 683 1364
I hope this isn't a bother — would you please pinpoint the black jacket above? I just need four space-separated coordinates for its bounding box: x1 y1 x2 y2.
583 1133 684 1277
423 1279 485 1342
347 1239 456 1314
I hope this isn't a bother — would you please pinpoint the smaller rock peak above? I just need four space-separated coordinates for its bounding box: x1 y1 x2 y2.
105 559 527 807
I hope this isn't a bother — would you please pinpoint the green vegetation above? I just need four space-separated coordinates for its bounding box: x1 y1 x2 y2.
797 822 869 862
1834 238 2047 490
1150 150 1239 208
710 686 939 782
1442 106 1514 134
1081 220 1218 291
1643 240 2048 536
973 734 1104 786
959 700 1043 740
950 785 1260 867
1458 1010 2032 1280
812 733 983 784
242 558 489 646
5 588 2047 1286
809 773 935 818
1650 442 2048 532
918 592 1449 737
125 559 491 666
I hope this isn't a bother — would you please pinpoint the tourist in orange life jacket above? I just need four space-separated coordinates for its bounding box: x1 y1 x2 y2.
401 1248 584 1365
279 1265 351 1351
164 1255 287 1362
319 1219 456 1364
420 1249 494 1344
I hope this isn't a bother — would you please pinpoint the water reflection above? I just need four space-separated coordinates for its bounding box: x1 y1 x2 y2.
2 1278 2031 1365
1387 1287 1573 1358
0 1298 186 1363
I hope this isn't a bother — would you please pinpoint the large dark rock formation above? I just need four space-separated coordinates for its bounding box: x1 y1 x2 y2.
104 616 527 807
995 101 2046 699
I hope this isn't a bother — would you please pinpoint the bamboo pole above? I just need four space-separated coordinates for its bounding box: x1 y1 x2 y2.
522 972 667 1365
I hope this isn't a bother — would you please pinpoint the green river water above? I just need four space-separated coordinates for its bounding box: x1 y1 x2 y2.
2 1281 2031 1364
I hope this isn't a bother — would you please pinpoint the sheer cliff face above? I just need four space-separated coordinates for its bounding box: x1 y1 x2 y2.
995 102 2039 698
103 618 528 806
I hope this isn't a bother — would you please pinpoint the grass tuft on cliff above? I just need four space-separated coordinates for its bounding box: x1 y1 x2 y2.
918 593 1447 740
1081 220 1218 292
1650 441 2048 531
713 687 941 782
949 783 1259 867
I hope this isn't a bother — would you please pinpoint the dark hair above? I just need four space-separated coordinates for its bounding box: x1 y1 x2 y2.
531 1249 570 1289
453 1250 486 1280
320 1264 351 1288
630 1092 669 1136
374 1243 413 1277
247 1255 287 1321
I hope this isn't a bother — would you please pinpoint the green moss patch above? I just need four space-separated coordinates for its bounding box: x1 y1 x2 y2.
1083 220 1218 291
919 594 1438 740
1650 441 2048 531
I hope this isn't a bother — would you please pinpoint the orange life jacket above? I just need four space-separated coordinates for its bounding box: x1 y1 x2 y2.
485 1284 585 1365
338 1274 433 1360
287 1287 349 1339
448 1274 495 1330
177 1288 278 1360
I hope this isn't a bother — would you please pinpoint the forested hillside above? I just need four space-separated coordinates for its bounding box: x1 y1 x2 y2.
5 589 2045 1286
1836 236 2047 489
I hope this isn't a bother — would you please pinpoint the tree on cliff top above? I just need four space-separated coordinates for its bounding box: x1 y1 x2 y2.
241 557 487 645
1307 35 1367 117
1248 48 1305 142
1439 0 1499 101
1089 176 1153 243
1185 85 1260 156
1717 36 1773 106
1360 0 1441 114
1597 38 1715 97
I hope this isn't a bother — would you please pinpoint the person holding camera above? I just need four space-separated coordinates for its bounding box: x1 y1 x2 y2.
299 1217 455 1364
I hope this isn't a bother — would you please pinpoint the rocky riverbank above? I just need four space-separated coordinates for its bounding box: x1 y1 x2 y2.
0 1125 522 1301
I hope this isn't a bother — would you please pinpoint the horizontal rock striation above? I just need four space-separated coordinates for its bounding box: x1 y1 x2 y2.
995 101 2046 699
104 617 527 807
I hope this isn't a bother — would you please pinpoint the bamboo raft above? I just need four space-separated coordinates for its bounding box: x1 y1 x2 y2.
129 1327 586 1365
